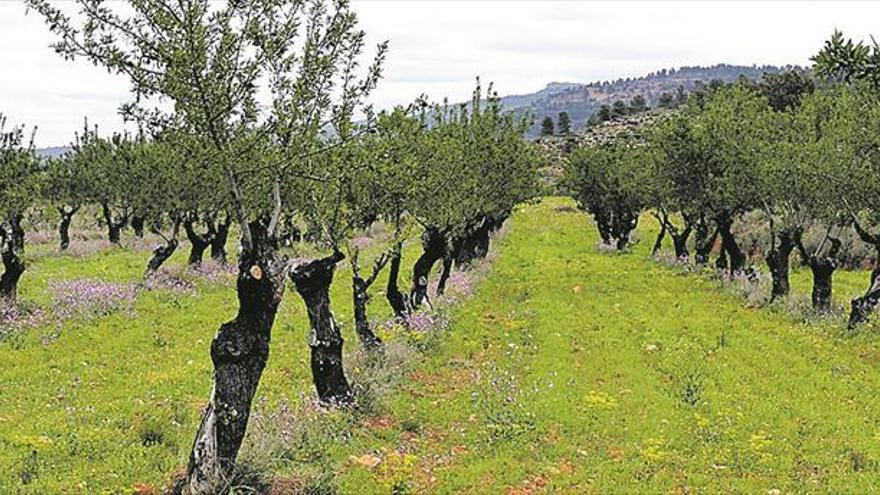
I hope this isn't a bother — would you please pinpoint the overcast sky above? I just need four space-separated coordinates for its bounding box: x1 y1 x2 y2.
1 1 878 146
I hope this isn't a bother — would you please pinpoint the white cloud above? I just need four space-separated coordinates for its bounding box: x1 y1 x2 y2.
0 1 878 146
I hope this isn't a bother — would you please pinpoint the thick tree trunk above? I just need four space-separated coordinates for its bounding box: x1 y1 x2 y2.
410 228 446 309
350 249 387 350
184 218 212 267
849 221 880 328
716 213 746 273
670 224 692 259
386 242 409 318
435 257 454 296
849 277 880 329
715 249 728 271
593 208 613 245
651 215 667 256
809 263 835 312
291 251 353 404
766 229 796 301
146 239 179 275
131 215 145 238
613 212 638 250
183 223 285 494
796 234 841 312
210 216 231 263
693 220 717 265
454 218 492 266
352 279 381 350
101 203 125 245
57 206 77 251
0 215 26 301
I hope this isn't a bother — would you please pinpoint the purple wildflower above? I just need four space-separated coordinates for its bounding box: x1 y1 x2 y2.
404 311 436 332
188 260 236 284
49 278 138 321
0 299 46 336
143 269 196 293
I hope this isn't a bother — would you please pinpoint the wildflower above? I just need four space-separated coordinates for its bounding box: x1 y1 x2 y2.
49 278 137 321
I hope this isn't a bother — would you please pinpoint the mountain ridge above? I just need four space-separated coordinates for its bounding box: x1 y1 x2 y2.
36 63 796 153
499 63 796 136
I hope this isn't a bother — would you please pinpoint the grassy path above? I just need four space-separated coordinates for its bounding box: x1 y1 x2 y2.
335 197 880 494
4 197 880 493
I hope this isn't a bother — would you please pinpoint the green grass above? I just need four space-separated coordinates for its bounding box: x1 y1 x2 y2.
4 198 880 493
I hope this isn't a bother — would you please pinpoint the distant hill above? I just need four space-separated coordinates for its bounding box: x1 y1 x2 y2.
503 64 793 137
35 146 70 158
35 64 794 149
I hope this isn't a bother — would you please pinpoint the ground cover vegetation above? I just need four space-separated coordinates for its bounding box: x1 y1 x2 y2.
3 3 880 491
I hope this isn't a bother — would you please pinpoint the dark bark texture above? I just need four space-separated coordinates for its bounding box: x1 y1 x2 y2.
716 213 746 274
410 227 447 309
848 220 880 328
57 205 78 251
651 214 667 256
146 239 179 275
350 250 388 349
209 215 231 263
454 217 493 266
184 217 212 266
766 228 796 301
101 202 127 245
291 250 352 404
593 207 638 250
0 215 26 301
386 242 409 318
850 278 880 329
184 222 286 494
693 219 717 265
131 215 145 238
796 233 841 312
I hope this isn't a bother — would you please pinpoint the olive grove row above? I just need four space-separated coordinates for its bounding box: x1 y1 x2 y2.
1 1 539 492
563 31 880 329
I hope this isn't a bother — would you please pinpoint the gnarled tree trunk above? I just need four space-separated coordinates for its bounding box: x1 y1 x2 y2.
146 239 178 275
145 218 181 276
670 224 692 259
0 215 26 301
613 211 638 250
386 242 409 319
101 202 126 245
57 205 78 251
131 215 145 238
849 219 880 327
850 277 880 329
766 228 796 302
291 250 353 404
350 249 388 350
593 208 613 245
209 215 231 263
435 256 454 296
796 233 841 312
693 219 717 265
716 213 745 274
651 213 667 256
184 217 212 266
454 217 492 266
183 222 286 494
411 227 447 309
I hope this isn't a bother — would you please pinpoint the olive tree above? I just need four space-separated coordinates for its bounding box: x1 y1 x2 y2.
0 115 40 301
26 0 386 491
652 85 774 273
811 31 880 325
564 141 653 250
43 146 90 251
408 84 537 307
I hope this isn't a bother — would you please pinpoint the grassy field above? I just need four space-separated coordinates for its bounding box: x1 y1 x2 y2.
3 197 880 493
